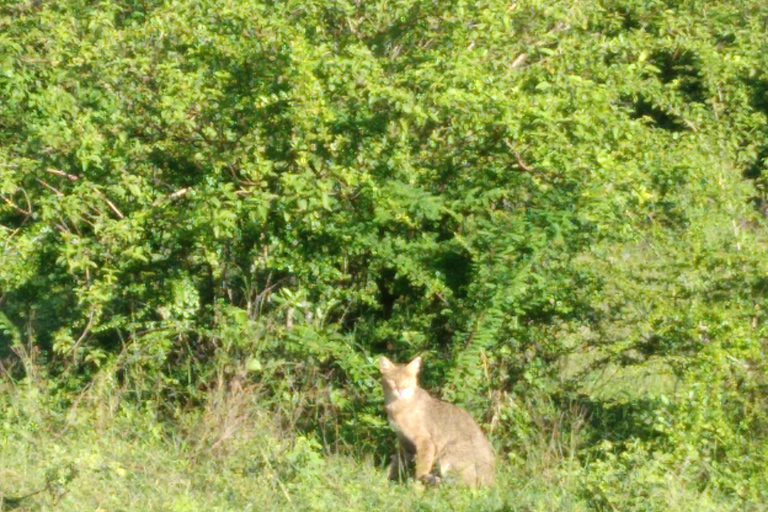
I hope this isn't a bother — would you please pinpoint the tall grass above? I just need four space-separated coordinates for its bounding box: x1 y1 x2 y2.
0 374 759 512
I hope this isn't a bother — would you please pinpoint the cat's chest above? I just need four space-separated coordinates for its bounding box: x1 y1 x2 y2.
385 398 428 437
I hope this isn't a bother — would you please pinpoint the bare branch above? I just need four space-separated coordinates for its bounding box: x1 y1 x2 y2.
70 309 95 364
1 194 30 215
35 178 64 197
91 187 125 219
152 187 191 206
504 139 535 173
44 168 79 180
511 53 528 69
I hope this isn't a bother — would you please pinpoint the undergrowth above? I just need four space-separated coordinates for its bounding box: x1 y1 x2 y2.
0 377 761 512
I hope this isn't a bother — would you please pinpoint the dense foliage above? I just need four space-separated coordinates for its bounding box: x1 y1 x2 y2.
2 0 768 506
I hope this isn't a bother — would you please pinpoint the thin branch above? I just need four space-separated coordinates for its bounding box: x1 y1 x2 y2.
513 150 534 173
102 195 124 219
168 187 190 200
152 187 190 206
44 168 79 181
1 195 30 215
20 187 33 215
510 53 528 69
35 178 64 196
55 216 72 233
1 227 21 259
91 187 125 219
70 310 95 364
504 139 536 173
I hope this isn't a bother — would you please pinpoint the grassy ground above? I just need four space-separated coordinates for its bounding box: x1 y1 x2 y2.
0 380 760 512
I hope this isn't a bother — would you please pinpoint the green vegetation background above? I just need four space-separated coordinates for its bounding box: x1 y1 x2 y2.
2 0 768 509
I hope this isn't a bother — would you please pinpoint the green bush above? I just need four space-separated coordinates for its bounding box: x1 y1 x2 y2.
2 0 768 504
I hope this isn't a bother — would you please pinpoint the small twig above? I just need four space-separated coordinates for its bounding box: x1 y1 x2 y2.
167 187 190 200
152 187 190 206
91 187 124 219
513 150 534 172
1 486 47 509
504 139 536 173
102 195 124 219
260 448 293 504
52 379 95 441
69 310 95 364
44 168 78 180
21 188 32 215
35 178 64 197
54 216 72 234
1 195 30 215
511 53 528 68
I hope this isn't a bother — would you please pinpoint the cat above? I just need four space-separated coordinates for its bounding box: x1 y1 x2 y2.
379 356 495 487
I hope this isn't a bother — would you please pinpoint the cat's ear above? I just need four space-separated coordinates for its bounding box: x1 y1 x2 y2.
406 356 422 374
379 356 395 372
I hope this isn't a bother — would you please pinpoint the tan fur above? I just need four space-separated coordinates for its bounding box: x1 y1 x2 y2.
379 356 495 487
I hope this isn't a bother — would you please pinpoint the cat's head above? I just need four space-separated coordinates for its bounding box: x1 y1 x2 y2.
379 356 421 401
